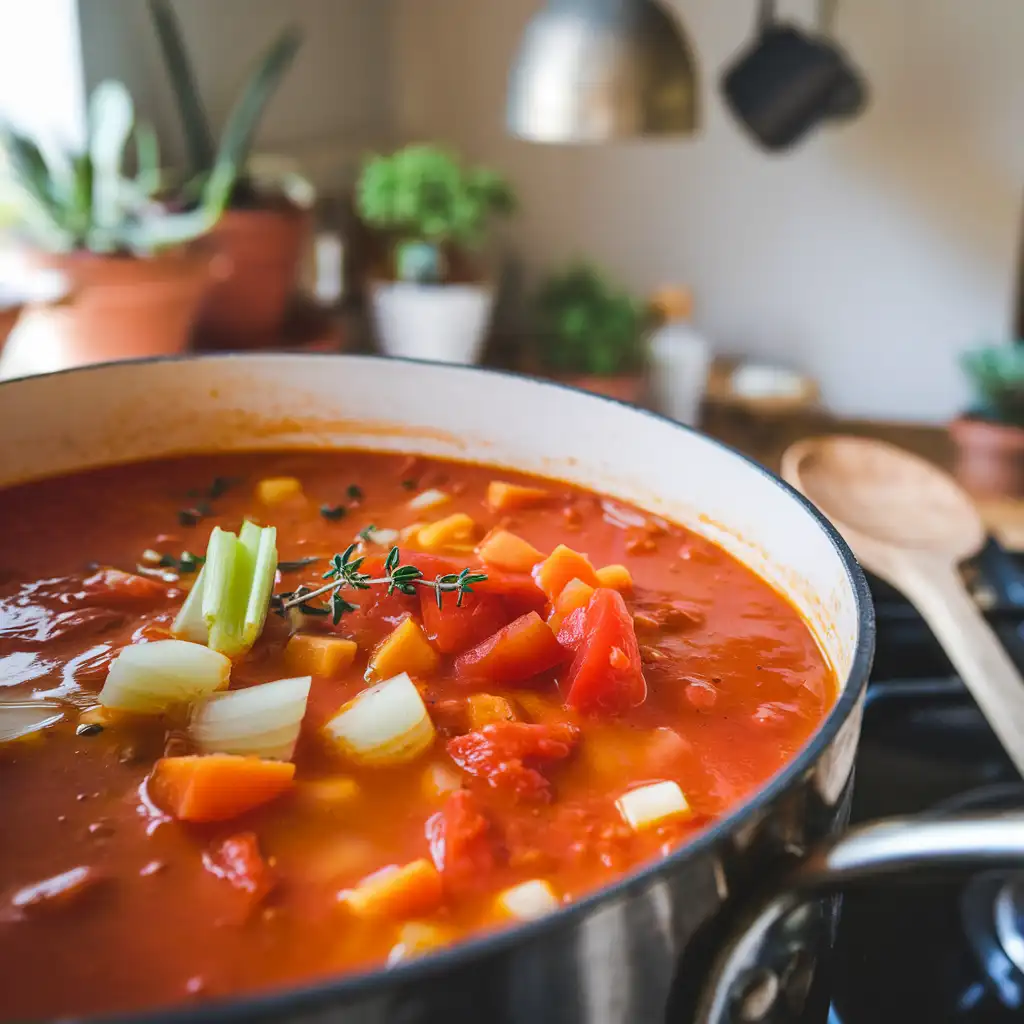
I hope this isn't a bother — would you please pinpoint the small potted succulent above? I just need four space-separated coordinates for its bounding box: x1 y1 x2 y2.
356 144 517 364
950 343 1024 497
0 80 233 379
148 0 311 347
534 263 650 403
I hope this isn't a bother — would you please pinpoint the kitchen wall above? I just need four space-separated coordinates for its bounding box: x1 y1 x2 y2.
77 0 395 190
391 0 1024 421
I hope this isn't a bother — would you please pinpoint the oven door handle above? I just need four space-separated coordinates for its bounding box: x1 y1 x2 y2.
693 811 1024 1024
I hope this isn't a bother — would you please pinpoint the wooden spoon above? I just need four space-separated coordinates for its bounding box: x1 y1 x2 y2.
782 434 1024 778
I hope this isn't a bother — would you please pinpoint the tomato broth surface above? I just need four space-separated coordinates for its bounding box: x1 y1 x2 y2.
0 451 835 1020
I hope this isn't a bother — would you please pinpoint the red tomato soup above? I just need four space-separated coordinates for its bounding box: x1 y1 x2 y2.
0 451 835 1020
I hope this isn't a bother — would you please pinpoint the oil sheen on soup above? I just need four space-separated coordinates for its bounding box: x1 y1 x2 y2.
0 451 835 1020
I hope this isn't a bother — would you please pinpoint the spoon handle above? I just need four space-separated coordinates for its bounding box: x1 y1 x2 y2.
895 550 1024 778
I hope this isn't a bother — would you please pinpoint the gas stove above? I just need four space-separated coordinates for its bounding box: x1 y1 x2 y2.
828 538 1024 1024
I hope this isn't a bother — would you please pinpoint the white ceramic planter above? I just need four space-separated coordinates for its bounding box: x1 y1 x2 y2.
368 280 495 364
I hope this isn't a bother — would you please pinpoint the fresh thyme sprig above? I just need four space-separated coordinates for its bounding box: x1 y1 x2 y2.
278 544 488 624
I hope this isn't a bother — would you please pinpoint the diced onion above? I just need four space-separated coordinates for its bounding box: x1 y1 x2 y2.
495 879 561 921
0 701 64 744
98 640 230 713
360 527 400 547
421 762 462 801
190 675 311 761
323 672 435 766
408 489 450 512
615 780 691 832
387 921 452 965
171 522 278 657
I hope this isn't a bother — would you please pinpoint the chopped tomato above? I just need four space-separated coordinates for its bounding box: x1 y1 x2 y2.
447 721 580 801
408 552 546 616
559 589 647 716
454 612 568 685
340 561 419 648
425 790 496 889
419 590 511 655
202 833 276 904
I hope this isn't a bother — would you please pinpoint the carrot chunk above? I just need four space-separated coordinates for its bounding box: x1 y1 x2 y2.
477 530 545 574
595 564 634 592
255 477 304 506
149 754 296 823
487 481 551 512
455 612 568 685
339 858 444 920
533 545 600 602
285 634 357 677
417 514 478 552
547 577 596 631
368 617 439 680
466 693 518 729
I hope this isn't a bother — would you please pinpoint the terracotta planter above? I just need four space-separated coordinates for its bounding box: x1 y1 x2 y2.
197 205 310 348
558 373 647 405
0 250 210 381
949 415 1024 498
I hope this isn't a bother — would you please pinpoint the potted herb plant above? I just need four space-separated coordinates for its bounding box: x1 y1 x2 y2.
950 343 1024 497
534 263 650 403
148 0 311 348
0 80 232 379
356 144 517 364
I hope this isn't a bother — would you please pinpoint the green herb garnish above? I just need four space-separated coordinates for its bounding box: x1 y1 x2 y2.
279 545 487 625
278 556 322 573
347 484 364 501
320 504 347 521
273 585 331 618
357 524 377 543
159 551 205 574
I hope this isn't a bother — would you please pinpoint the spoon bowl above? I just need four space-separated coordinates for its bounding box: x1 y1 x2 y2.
783 434 1024 779
783 435 985 561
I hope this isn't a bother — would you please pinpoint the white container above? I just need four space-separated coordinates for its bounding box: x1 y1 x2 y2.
368 281 495 365
648 321 711 426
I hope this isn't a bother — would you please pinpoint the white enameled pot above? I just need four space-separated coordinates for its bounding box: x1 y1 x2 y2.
1 355 1018 1024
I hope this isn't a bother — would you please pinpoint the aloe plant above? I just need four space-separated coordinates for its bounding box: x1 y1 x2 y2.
356 145 517 283
148 0 302 209
0 80 219 256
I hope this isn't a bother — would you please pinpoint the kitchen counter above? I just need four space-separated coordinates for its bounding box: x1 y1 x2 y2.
701 405 1024 551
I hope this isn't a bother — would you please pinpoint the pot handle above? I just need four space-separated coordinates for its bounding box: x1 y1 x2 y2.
690 811 1024 1024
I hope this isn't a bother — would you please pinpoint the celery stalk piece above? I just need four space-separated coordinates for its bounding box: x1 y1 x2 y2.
242 522 278 651
173 523 278 658
171 564 208 643
203 527 244 657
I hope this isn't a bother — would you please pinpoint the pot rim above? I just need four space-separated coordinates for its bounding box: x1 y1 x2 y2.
0 352 874 1024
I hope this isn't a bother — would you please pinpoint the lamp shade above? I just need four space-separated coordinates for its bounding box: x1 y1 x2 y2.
507 0 699 143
